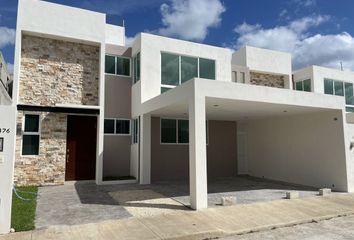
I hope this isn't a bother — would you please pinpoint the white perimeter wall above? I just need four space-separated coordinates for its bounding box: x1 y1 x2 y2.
0 106 16 234
241 110 349 191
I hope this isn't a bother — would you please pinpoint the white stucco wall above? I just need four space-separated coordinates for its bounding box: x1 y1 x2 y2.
243 110 349 191
13 0 107 184
232 46 292 76
0 106 16 234
312 66 354 94
105 24 125 46
138 33 232 103
17 0 105 44
344 122 354 191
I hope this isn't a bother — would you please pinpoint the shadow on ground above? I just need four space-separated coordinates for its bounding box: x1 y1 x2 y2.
35 176 319 228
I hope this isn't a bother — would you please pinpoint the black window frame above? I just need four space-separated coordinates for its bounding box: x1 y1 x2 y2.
22 114 40 156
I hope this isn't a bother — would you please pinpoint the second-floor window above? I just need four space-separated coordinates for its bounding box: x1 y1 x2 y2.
324 79 354 112
133 52 140 84
161 52 215 93
105 55 130 77
295 79 311 92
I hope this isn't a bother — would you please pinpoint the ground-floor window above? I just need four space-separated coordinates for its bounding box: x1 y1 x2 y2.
104 118 131 135
160 118 208 144
132 118 139 144
22 114 40 155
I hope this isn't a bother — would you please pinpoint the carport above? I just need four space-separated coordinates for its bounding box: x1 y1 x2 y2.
134 78 350 210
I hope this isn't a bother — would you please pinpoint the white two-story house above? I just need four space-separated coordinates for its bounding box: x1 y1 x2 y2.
8 0 354 210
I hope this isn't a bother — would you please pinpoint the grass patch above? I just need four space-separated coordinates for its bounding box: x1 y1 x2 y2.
103 176 136 181
11 186 38 232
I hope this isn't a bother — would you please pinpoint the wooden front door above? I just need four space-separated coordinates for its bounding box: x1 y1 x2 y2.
65 115 97 181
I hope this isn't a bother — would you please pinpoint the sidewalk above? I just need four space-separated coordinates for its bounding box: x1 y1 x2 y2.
2 193 354 240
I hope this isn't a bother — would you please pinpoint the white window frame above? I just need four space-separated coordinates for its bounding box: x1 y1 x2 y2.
21 113 41 157
324 78 354 111
160 117 209 145
160 52 216 90
104 54 131 78
103 118 116 135
133 52 141 84
115 118 131 136
295 79 311 92
104 118 131 136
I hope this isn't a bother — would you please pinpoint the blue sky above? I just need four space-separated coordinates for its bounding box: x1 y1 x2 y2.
1 0 354 73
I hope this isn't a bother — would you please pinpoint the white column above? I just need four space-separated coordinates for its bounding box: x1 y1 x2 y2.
139 114 151 184
189 94 208 210
96 42 105 185
0 106 16 234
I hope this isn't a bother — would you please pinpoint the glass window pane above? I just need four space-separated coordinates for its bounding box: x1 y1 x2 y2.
22 135 39 155
345 82 354 105
324 79 334 95
334 81 344 96
232 71 237 82
303 79 311 92
295 81 303 91
161 53 179 86
181 56 198 83
346 107 354 113
116 120 130 134
117 57 130 76
105 55 115 74
178 120 189 143
133 119 138 143
199 58 215 80
104 119 115 134
161 119 177 143
240 72 245 83
136 53 140 81
24 115 39 132
133 57 137 83
161 87 172 93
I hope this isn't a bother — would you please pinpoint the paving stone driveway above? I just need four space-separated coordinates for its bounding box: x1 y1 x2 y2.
35 176 319 228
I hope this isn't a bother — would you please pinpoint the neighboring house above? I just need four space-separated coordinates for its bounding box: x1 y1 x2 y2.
11 0 354 209
0 52 12 105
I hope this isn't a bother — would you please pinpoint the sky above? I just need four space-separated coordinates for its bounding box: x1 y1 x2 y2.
0 0 354 74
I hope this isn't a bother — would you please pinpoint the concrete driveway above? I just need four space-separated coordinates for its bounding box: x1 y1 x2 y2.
35 176 319 228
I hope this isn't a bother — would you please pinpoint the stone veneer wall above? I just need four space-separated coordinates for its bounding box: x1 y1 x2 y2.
250 72 285 88
15 111 67 186
19 35 99 106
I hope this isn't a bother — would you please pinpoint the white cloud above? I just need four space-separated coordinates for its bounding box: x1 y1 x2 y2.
233 15 354 70
6 62 13 74
0 26 15 48
125 35 138 47
279 9 288 18
289 15 329 33
157 0 225 41
295 0 317 7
